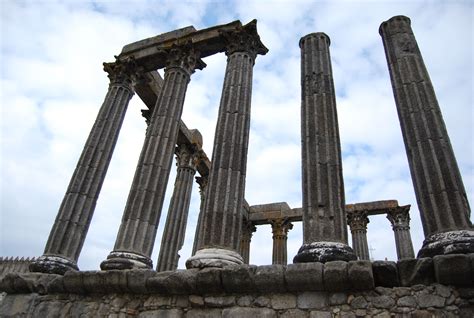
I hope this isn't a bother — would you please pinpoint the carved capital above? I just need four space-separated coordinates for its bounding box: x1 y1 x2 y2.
347 210 370 232
271 218 293 239
241 221 257 240
162 43 206 75
195 174 208 197
387 205 411 230
175 144 199 171
220 19 268 59
103 56 139 86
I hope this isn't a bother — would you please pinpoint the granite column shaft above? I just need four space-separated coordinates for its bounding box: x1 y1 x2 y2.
271 219 293 265
156 144 199 271
192 175 208 255
387 206 415 260
30 58 136 274
239 222 256 264
186 20 268 268
379 16 473 257
347 211 370 260
101 46 205 270
294 33 356 263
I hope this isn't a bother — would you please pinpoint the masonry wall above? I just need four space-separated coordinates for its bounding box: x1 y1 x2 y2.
1 255 473 317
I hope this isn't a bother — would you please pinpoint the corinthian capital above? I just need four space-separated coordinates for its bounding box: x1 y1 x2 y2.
162 43 206 75
220 19 268 59
175 144 199 171
347 210 370 232
387 205 411 230
103 56 138 85
271 218 293 238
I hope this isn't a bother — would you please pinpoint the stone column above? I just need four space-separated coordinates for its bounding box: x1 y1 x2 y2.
186 20 268 268
30 58 137 274
239 221 257 264
156 144 199 272
192 174 208 255
294 33 356 263
101 45 205 270
387 205 415 260
379 16 473 257
347 211 370 260
271 218 293 265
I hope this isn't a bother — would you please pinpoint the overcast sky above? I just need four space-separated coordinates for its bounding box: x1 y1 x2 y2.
1 0 472 270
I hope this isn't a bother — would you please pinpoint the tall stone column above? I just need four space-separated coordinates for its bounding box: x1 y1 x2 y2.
347 211 370 260
30 58 137 274
186 20 268 268
101 45 205 270
294 33 356 263
379 16 473 257
192 174 208 255
239 221 257 264
271 218 293 265
156 144 199 271
387 206 415 260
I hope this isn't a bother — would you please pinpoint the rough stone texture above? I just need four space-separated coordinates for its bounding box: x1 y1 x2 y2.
398 258 434 287
372 261 399 287
379 15 473 257
434 254 472 286
221 265 256 293
189 21 268 265
271 294 297 309
222 307 276 317
254 265 285 293
285 262 324 292
348 260 374 291
295 32 355 263
323 261 349 291
297 292 328 309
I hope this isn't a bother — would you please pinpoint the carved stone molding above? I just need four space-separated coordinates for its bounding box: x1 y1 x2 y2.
347 210 370 232
386 206 411 231
175 144 199 171
271 218 293 239
103 56 138 85
161 43 206 75
219 19 268 59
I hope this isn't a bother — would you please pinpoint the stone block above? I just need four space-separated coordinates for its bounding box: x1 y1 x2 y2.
285 262 323 292
254 265 285 293
82 270 105 293
237 295 253 306
0 294 37 317
329 293 347 305
99 269 129 293
350 296 368 309
253 295 271 307
221 265 256 293
433 254 473 286
147 270 197 295
398 258 434 286
279 309 308 318
189 295 204 307
323 261 349 291
138 309 183 318
222 307 276 318
204 296 236 307
372 261 399 287
371 295 395 309
195 268 223 294
143 295 172 309
63 271 85 293
128 269 155 294
186 309 222 318
397 296 417 307
348 260 374 290
309 310 332 318
416 294 445 308
271 294 297 309
297 291 328 309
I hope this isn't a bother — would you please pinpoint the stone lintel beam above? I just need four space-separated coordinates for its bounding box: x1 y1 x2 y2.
248 200 404 225
119 20 248 72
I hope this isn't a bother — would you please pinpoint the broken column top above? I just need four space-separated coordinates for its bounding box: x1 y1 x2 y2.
118 20 267 72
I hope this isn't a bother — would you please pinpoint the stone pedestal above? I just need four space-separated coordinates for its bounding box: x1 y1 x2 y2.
101 45 205 270
294 32 356 263
186 20 268 268
30 58 137 274
239 222 257 264
156 144 199 272
347 211 370 260
271 219 293 265
379 16 473 257
387 206 415 260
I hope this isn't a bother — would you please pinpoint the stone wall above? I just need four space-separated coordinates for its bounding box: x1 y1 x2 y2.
1 255 473 317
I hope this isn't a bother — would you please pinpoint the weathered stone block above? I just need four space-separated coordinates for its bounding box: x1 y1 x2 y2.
350 296 368 309
397 295 417 307
221 265 256 293
309 310 332 318
398 258 434 286
271 294 297 309
0 294 37 317
204 296 236 307
186 308 222 318
222 307 276 318
254 265 285 293
128 270 155 294
372 261 399 287
138 309 183 318
147 270 197 295
237 295 253 306
99 269 129 293
323 261 349 291
417 294 445 308
143 295 172 309
348 261 374 290
189 295 204 307
253 295 271 307
371 295 395 309
195 268 223 294
434 254 472 286
285 262 323 292
63 271 85 294
297 291 328 309
329 292 347 305
280 308 308 318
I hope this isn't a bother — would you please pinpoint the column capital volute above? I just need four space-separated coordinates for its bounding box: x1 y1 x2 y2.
346 210 370 232
160 43 206 76
386 205 411 229
103 56 140 86
219 19 268 60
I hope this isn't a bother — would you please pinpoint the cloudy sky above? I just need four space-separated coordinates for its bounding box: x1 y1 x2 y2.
1 0 472 270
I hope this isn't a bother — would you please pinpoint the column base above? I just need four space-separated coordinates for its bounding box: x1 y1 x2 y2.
185 248 244 269
293 241 357 263
417 230 474 258
29 255 79 275
100 251 153 270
